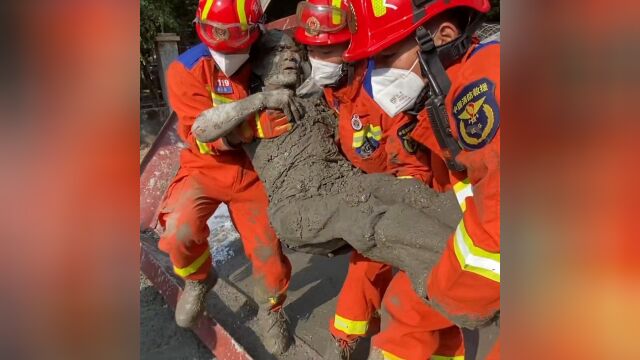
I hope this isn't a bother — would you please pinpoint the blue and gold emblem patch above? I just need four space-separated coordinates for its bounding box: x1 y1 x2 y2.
452 78 500 150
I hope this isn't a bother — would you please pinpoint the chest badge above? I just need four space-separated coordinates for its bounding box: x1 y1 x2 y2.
352 123 382 159
351 114 363 131
215 78 234 94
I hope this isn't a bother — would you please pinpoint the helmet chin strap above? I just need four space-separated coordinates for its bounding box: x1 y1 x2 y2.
412 27 465 171
435 13 486 68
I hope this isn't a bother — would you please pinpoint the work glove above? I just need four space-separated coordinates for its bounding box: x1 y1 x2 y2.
259 89 303 123
254 110 292 138
230 111 293 144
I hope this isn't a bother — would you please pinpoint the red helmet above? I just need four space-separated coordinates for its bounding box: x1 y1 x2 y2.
343 0 490 62
294 0 351 46
195 0 264 53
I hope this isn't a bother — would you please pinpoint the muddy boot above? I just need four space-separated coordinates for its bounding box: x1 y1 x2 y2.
175 270 218 328
324 335 359 360
258 306 293 355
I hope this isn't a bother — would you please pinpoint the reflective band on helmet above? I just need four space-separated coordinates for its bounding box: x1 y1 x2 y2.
237 0 248 30
371 0 387 17
453 219 500 282
201 0 215 20
397 176 414 179
431 355 465 360
173 249 211 278
453 178 474 212
333 314 368 335
332 0 343 24
381 350 404 360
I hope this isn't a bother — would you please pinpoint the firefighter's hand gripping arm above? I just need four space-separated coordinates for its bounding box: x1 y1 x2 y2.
192 89 302 144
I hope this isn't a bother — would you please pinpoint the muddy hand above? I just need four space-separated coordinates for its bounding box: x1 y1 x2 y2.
260 89 303 123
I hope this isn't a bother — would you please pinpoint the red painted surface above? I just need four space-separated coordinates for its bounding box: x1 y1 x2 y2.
140 112 181 231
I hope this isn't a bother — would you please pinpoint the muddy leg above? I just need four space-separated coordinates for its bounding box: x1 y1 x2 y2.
268 193 387 254
352 174 461 228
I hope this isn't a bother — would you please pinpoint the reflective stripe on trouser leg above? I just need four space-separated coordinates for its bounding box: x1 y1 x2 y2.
378 350 464 360
173 248 211 278
333 314 369 336
381 350 403 360
378 348 465 360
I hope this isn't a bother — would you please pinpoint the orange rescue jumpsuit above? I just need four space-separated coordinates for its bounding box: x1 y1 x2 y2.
371 40 500 359
325 60 463 358
157 43 291 308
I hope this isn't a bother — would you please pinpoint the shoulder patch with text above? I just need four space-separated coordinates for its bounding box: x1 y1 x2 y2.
452 78 500 150
397 119 418 154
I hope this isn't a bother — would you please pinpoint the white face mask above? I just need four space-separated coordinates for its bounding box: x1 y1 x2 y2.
309 57 343 86
209 49 250 77
371 58 426 117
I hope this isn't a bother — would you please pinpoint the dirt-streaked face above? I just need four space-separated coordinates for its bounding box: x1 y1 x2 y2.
253 30 304 88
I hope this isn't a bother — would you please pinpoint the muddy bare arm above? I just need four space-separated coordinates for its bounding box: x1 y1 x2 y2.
192 92 263 143
192 89 302 143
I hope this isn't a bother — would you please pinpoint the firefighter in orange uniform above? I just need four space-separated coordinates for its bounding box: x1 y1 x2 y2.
294 1 463 358
157 0 294 354
343 0 500 359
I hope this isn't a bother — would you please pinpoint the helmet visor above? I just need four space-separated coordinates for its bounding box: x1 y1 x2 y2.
296 2 348 35
195 19 259 48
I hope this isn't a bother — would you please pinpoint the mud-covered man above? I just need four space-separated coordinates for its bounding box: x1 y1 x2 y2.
193 30 461 289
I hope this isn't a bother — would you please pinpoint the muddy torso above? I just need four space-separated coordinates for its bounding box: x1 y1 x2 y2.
243 95 361 208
